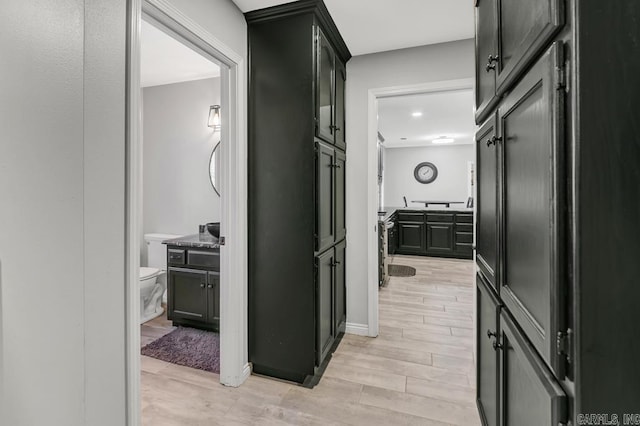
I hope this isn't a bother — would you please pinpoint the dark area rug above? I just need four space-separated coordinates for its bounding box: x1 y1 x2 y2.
141 326 220 373
389 264 417 277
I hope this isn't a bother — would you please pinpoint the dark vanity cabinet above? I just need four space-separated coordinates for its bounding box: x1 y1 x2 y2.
247 0 350 385
166 246 220 331
398 211 426 254
474 0 564 123
475 1 640 421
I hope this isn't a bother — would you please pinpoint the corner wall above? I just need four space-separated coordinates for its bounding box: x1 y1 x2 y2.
345 39 475 329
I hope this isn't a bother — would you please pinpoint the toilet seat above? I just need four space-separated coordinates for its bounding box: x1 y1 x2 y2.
140 267 160 280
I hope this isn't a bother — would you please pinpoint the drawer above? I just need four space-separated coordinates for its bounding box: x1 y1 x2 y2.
426 213 453 223
187 250 220 269
456 243 473 255
456 214 473 224
167 249 185 265
398 211 424 222
456 232 473 244
457 223 473 233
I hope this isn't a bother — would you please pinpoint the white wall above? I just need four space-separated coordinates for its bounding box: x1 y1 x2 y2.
345 39 474 329
0 1 246 425
142 78 221 262
383 145 474 207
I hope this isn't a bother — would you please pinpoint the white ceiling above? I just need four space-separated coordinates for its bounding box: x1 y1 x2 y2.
232 0 474 56
141 20 220 88
377 89 475 149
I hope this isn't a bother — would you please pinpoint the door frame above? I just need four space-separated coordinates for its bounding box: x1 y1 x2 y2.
126 0 249 424
366 78 474 337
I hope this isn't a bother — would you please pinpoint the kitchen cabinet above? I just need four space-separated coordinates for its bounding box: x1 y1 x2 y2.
166 245 220 331
499 311 567 425
474 0 564 124
500 42 566 378
476 115 498 290
476 274 500 426
398 221 426 254
247 0 351 385
476 0 640 420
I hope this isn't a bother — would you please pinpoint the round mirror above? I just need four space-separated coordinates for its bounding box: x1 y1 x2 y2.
209 141 221 196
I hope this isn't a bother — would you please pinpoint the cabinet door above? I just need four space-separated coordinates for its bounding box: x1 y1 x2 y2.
426 222 454 254
207 271 220 326
334 240 346 334
477 274 500 426
316 249 335 365
168 268 208 322
334 149 346 242
334 59 346 150
398 222 426 254
475 0 498 123
499 312 567 426
316 28 335 144
499 42 566 377
476 115 499 289
316 142 335 252
496 0 564 95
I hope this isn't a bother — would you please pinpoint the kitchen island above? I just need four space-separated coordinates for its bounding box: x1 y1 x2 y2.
379 207 474 260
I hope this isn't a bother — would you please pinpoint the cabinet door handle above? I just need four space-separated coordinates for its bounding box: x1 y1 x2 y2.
487 329 497 339
493 340 503 351
485 54 499 72
330 125 341 132
207 284 213 289
200 283 205 288
486 136 501 147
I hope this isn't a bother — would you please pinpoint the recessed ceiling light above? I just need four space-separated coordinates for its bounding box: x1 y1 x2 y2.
432 136 455 144
400 137 407 140
411 112 423 117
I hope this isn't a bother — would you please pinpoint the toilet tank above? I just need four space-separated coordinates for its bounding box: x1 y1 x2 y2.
144 233 182 270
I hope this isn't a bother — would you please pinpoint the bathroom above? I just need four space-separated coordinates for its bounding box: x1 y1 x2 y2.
138 19 223 373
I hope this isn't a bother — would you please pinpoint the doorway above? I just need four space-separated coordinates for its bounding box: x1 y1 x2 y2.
126 1 248 424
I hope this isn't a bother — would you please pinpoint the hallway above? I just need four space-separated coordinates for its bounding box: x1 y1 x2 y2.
141 255 480 425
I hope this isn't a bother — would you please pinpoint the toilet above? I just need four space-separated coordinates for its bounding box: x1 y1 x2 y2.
140 233 182 324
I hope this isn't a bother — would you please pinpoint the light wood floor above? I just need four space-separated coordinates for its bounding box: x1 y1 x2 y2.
141 255 480 425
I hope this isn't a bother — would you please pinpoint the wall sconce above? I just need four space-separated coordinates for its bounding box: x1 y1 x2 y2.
208 105 221 131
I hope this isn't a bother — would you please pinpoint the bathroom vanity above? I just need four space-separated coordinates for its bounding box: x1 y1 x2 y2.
163 234 220 331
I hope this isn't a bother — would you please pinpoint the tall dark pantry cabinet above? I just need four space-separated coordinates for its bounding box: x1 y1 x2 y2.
474 0 640 425
246 0 350 385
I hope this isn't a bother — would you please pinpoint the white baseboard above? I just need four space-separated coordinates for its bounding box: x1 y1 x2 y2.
345 322 369 336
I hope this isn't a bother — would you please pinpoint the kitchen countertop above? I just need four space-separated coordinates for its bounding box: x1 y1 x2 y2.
378 206 474 222
163 233 220 249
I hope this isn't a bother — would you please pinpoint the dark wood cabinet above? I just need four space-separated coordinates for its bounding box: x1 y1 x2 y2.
335 149 346 242
398 221 426 254
474 0 564 124
316 249 335 364
316 141 335 252
166 246 220 331
426 222 455 254
500 42 566 378
247 0 350 385
499 311 567 426
168 268 208 323
476 0 640 421
316 28 335 144
394 210 473 259
476 115 498 289
334 240 346 334
477 274 500 426
334 59 346 151
474 0 498 121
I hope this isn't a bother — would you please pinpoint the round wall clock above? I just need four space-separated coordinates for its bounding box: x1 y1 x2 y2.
414 162 438 184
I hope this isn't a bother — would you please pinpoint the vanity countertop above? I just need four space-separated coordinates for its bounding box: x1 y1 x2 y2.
163 233 220 249
378 206 474 222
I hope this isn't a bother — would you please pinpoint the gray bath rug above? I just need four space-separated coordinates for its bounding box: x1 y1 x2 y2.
141 326 220 373
389 264 417 277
